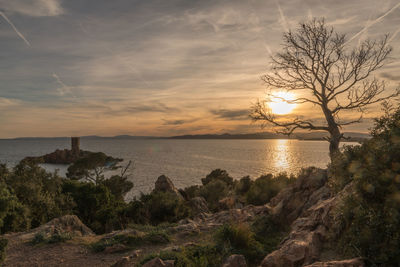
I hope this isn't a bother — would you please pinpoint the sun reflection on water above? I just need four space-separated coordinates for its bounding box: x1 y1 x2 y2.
273 139 290 170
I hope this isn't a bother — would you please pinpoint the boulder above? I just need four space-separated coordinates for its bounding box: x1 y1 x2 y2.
222 254 247 267
142 257 174 267
304 258 365 267
153 175 183 199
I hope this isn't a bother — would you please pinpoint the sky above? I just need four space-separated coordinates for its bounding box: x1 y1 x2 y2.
0 0 399 138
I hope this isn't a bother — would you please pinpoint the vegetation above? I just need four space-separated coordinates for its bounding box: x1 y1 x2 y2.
251 18 399 157
91 230 170 252
31 232 72 245
330 103 400 266
138 219 287 267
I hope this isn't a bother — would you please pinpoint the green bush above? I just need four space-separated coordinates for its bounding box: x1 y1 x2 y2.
245 173 294 205
197 180 229 212
235 176 252 196
215 223 264 264
2 161 74 229
330 104 400 266
62 180 126 233
141 191 191 225
201 169 234 186
251 215 287 253
31 232 72 245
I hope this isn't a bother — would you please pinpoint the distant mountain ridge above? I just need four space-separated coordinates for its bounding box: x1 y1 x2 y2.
5 131 370 141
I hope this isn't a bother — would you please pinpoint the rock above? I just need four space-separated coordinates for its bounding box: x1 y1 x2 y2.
260 172 355 267
189 197 210 214
142 257 174 267
222 254 247 267
304 258 365 267
16 215 94 241
268 168 330 225
153 175 183 199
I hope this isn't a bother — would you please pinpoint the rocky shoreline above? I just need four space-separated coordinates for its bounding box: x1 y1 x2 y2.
3 168 364 267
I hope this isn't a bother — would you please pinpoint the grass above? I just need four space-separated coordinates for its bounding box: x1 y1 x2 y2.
90 230 171 252
31 232 72 245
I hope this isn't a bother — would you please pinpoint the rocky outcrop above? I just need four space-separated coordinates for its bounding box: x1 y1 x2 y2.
173 204 268 236
260 169 359 267
153 175 183 199
11 215 94 242
222 254 247 267
266 168 330 225
189 197 210 215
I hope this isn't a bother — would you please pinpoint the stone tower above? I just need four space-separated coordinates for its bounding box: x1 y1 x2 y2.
71 137 80 157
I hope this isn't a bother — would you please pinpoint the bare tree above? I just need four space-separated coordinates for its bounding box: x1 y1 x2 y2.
251 18 399 158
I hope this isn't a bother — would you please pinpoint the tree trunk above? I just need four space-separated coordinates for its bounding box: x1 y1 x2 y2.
322 105 342 159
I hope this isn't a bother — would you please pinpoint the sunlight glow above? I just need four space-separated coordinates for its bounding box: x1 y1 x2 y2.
268 91 297 115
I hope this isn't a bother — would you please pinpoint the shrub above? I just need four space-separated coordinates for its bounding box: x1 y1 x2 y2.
62 180 126 233
31 232 72 245
245 173 294 205
3 161 74 229
235 176 252 196
330 104 400 265
215 223 264 264
251 215 287 253
141 192 191 225
201 169 234 186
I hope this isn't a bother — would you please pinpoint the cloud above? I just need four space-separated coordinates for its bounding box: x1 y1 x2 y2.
0 0 64 17
0 11 31 46
210 108 250 120
106 103 181 116
275 0 289 32
0 97 20 108
52 73 74 96
347 2 400 43
162 118 198 125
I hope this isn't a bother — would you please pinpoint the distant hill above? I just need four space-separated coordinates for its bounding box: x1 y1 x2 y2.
4 132 370 141
168 131 370 141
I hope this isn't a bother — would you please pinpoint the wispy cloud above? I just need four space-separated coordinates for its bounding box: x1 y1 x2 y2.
52 73 74 97
210 108 250 121
275 0 289 32
347 2 400 44
0 0 64 17
0 11 31 46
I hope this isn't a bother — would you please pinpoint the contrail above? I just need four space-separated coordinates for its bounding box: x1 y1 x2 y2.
275 0 289 32
52 73 74 97
347 2 400 44
0 11 31 46
388 27 400 44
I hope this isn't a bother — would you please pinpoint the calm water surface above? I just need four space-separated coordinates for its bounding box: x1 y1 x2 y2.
0 139 357 197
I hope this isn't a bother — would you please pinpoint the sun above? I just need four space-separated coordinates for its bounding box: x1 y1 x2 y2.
268 91 296 115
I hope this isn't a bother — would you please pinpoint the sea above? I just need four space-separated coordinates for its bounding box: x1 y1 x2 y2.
0 138 358 198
